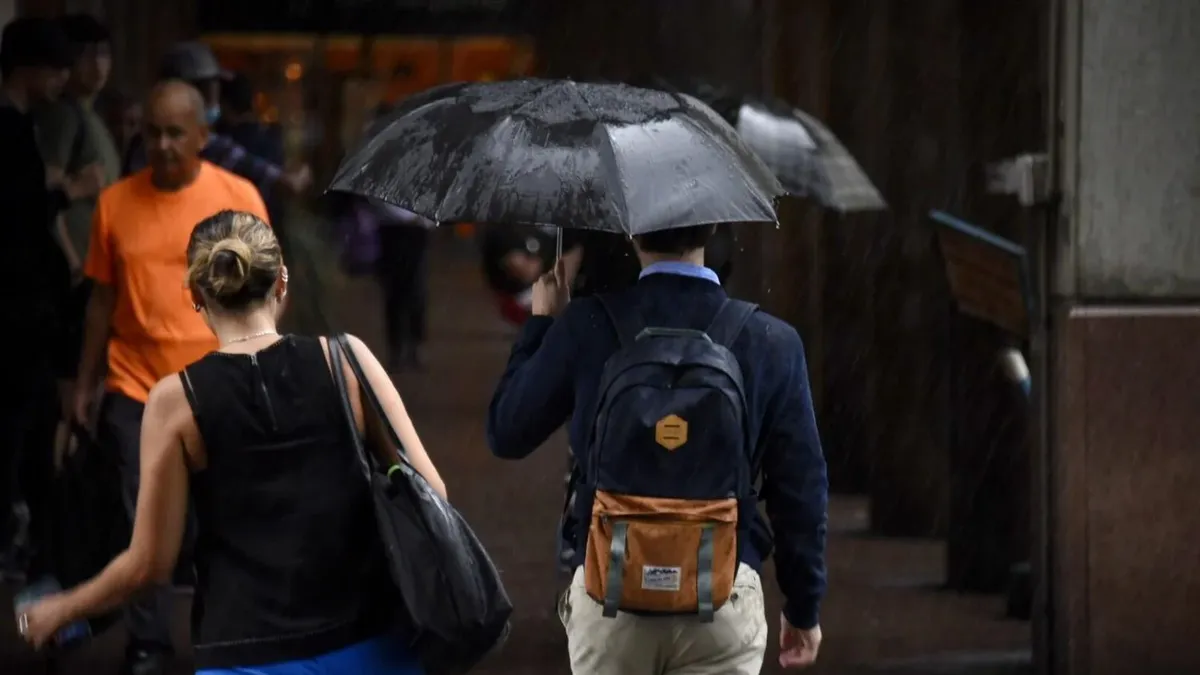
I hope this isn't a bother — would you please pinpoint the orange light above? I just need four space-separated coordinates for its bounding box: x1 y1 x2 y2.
284 62 303 81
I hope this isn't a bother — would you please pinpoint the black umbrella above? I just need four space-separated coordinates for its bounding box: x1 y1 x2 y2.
329 79 784 236
641 77 886 213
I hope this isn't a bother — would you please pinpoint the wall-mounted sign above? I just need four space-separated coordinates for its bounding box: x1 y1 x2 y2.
931 210 1033 336
198 0 531 35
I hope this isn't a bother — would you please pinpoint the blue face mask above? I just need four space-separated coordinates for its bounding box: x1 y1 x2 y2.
205 105 221 125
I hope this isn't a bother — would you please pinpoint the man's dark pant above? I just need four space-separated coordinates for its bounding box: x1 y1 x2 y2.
378 225 430 355
98 392 192 653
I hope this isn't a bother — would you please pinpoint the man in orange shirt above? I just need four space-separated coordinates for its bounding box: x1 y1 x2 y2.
73 79 268 675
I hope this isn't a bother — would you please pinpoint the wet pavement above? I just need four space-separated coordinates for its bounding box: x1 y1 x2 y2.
1 236 1030 674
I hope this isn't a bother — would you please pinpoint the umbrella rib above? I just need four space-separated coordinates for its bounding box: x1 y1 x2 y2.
563 82 630 234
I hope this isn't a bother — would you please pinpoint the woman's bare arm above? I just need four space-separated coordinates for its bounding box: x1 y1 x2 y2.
345 335 447 500
53 377 192 623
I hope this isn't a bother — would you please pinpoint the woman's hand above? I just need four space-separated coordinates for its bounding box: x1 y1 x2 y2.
16 594 71 650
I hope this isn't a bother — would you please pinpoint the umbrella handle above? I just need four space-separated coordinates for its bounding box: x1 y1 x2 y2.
553 228 574 303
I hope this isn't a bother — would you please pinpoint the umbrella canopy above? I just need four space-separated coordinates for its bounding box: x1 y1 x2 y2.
736 100 886 212
329 79 784 235
641 77 886 213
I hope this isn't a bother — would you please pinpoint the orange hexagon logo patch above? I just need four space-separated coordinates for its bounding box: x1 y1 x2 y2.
655 414 688 451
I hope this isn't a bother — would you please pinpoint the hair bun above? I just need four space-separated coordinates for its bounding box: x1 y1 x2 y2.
206 237 254 297
185 210 281 311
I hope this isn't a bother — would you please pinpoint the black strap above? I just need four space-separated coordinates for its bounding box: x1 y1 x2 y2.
597 293 644 349
179 368 201 431
333 334 413 464
326 336 374 480
705 299 758 348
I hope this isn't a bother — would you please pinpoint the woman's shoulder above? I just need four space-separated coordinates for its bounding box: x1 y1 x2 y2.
145 372 192 425
315 333 372 354
148 372 186 404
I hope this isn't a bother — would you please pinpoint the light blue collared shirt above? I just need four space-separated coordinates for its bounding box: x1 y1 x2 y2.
638 260 721 285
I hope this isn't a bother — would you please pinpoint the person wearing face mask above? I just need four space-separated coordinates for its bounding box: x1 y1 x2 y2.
122 42 312 204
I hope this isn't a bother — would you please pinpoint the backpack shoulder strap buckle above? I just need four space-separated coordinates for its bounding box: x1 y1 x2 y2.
705 299 759 348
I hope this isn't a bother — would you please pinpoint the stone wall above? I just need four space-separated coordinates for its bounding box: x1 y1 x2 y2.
1050 0 1200 673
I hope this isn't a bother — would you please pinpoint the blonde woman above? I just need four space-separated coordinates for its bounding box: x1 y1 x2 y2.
19 210 445 674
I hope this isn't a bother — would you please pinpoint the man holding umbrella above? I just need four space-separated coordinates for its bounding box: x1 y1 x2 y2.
331 79 828 673
490 225 827 673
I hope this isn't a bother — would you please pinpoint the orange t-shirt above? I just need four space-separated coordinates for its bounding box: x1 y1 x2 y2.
85 162 270 403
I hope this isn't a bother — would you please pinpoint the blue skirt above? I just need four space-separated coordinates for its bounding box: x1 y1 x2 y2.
196 633 422 675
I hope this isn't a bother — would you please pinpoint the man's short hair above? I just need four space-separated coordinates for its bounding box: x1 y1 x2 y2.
634 224 717 256
59 13 109 47
0 16 75 77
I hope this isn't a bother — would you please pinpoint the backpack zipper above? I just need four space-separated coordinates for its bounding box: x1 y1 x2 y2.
600 513 726 526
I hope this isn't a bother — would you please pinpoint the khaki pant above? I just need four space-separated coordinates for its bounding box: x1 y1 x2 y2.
559 563 768 675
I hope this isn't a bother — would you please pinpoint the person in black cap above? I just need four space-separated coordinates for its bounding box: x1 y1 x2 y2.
122 41 312 202
0 16 103 582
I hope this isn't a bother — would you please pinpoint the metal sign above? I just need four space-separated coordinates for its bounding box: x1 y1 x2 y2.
198 0 531 35
931 210 1033 336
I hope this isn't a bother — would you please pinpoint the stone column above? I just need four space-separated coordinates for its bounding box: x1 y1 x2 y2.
859 0 967 539
817 0 891 495
1049 0 1200 673
941 0 1048 593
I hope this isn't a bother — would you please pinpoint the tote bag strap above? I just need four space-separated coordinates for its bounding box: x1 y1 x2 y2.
326 335 374 480
332 334 414 467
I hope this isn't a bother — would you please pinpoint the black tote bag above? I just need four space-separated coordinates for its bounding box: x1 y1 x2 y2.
326 335 512 675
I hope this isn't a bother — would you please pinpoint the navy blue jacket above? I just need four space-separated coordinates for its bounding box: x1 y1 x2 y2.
487 270 829 629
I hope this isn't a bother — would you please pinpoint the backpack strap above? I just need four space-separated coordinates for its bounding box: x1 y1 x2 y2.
705 299 759 348
597 293 644 349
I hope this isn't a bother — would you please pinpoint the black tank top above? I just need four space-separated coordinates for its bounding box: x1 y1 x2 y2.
181 335 394 670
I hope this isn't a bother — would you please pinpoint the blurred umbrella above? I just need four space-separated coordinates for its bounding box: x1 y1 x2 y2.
642 77 886 213
328 79 784 236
